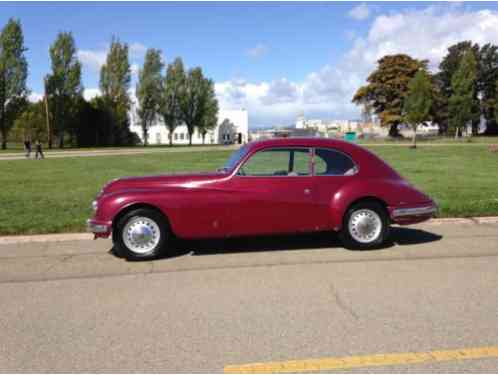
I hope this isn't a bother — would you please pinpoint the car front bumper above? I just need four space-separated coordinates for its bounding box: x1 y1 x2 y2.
87 219 112 238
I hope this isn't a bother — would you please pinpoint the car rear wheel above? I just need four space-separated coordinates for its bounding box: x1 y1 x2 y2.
340 201 390 250
113 208 170 260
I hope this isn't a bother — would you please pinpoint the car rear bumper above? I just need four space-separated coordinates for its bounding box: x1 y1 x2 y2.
86 219 112 238
390 203 438 225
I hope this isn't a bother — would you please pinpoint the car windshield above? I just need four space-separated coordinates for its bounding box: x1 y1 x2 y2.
219 145 250 173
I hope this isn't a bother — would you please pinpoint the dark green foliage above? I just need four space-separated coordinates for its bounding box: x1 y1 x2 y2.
404 70 433 147
46 31 83 148
448 51 478 137
99 37 131 146
0 18 28 149
136 49 163 145
161 57 185 146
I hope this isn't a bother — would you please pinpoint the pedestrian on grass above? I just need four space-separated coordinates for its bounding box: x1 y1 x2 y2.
24 139 31 158
35 140 44 159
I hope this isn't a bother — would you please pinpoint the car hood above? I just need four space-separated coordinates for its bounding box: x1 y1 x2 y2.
102 172 228 194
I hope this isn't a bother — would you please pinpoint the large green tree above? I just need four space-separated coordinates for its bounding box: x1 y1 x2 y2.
99 37 131 145
403 70 433 148
46 31 83 148
179 67 207 146
448 50 478 138
161 57 185 146
352 54 428 137
197 77 218 144
136 48 163 145
0 18 28 149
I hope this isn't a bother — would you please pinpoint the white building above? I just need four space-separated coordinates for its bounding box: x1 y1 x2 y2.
295 114 361 135
130 108 249 145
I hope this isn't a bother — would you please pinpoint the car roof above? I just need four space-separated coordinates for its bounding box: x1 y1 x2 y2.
246 137 363 152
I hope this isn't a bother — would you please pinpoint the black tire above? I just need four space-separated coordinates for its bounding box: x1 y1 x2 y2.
113 208 170 260
339 201 390 250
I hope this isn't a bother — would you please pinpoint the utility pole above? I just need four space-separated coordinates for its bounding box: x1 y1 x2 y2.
44 77 52 149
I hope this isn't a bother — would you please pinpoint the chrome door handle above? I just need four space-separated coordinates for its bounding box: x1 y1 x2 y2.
304 188 311 195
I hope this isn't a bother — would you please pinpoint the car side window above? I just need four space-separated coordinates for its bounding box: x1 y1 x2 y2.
314 148 358 176
238 148 310 176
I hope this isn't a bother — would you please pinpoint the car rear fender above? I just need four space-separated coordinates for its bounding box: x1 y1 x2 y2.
329 178 407 230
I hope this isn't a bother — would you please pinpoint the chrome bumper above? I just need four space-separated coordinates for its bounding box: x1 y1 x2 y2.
86 219 110 233
392 204 438 218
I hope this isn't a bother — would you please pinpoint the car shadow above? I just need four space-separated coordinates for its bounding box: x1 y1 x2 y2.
111 226 442 261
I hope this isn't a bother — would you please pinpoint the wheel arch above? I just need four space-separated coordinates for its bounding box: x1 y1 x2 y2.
332 195 389 231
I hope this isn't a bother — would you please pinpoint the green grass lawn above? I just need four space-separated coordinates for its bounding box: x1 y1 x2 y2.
0 145 497 235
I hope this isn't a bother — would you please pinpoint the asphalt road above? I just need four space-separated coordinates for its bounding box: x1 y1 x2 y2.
1 221 498 372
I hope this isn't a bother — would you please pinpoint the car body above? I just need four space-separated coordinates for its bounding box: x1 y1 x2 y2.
88 138 437 259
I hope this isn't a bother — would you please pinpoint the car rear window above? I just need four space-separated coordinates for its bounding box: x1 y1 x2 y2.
314 148 357 176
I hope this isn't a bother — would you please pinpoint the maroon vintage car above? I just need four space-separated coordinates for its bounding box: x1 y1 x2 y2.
88 138 437 260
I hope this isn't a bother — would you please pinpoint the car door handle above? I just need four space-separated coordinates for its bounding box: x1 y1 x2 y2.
304 188 311 195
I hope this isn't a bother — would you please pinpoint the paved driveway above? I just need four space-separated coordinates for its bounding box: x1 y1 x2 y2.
1 221 497 372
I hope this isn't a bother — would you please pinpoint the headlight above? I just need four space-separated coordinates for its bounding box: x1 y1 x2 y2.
92 200 98 211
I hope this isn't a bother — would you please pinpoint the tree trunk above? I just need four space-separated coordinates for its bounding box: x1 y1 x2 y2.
0 107 5 150
388 123 400 137
169 132 173 147
411 126 417 148
59 133 64 148
143 126 148 146
189 132 192 146
202 133 206 145
454 127 459 139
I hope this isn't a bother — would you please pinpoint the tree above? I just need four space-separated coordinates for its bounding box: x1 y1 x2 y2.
403 70 433 148
46 31 83 148
99 37 131 145
161 57 185 146
12 100 46 142
448 51 478 138
0 18 28 149
179 67 207 146
352 54 428 137
197 78 218 144
136 48 163 145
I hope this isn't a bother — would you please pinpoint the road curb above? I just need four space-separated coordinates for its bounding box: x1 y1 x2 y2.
0 233 93 245
1 216 497 245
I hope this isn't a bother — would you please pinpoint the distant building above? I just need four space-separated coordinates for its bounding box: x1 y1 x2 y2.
130 108 249 145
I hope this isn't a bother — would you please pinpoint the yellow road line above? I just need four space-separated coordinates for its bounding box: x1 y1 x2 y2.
224 346 498 373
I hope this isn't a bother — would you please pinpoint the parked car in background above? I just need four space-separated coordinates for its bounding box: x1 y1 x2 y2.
88 138 437 260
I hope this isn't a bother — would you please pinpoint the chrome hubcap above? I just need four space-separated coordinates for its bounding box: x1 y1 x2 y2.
348 209 382 244
122 216 161 254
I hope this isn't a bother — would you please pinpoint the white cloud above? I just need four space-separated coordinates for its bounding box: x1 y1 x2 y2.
77 49 107 72
83 88 101 101
246 43 269 58
349 3 370 21
130 63 140 76
129 42 147 58
217 6 498 127
28 92 43 102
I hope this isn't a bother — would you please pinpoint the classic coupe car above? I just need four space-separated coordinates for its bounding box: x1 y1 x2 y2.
88 138 437 260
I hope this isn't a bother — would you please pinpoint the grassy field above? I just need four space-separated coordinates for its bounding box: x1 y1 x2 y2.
0 145 497 235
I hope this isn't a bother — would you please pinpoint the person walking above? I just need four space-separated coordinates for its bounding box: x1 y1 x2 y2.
35 140 44 159
24 139 32 158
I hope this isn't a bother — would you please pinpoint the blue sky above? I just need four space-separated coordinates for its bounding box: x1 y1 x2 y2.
3 1 498 127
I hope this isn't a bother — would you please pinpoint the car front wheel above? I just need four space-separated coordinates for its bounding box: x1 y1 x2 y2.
113 208 170 260
340 201 390 250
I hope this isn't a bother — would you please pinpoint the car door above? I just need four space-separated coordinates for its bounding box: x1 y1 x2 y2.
312 147 359 230
226 147 321 236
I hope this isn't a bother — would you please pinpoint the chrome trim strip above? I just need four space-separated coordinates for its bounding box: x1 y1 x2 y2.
86 219 110 233
392 205 437 218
